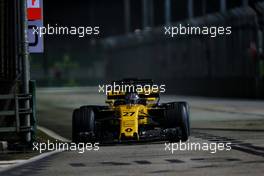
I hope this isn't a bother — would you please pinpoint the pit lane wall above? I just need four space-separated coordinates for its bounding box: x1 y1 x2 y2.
103 3 264 98
0 0 36 144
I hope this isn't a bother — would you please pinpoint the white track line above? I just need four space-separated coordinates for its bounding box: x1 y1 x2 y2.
0 150 63 173
0 160 26 165
0 160 26 169
37 126 71 142
0 126 70 173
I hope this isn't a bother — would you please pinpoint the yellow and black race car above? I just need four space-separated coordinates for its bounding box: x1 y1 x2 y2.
72 79 190 143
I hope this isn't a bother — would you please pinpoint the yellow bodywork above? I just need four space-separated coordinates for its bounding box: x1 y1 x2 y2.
106 86 159 140
116 104 148 140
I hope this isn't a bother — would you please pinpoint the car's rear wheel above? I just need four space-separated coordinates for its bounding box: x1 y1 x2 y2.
72 106 96 143
164 102 190 142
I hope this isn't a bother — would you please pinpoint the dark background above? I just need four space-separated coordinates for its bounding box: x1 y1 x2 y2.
28 0 264 98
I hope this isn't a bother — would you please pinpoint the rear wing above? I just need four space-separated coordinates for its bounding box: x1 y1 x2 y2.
112 78 154 86
107 79 160 100
107 92 160 100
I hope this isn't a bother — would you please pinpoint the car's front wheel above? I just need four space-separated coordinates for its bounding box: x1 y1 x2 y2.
72 106 96 143
164 102 190 142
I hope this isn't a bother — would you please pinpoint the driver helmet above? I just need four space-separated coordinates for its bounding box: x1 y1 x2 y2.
125 92 140 104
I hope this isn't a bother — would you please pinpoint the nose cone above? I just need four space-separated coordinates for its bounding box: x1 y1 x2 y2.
119 105 139 140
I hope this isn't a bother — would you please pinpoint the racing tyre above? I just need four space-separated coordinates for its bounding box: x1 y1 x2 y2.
177 102 190 136
72 108 79 143
72 107 96 143
165 102 190 142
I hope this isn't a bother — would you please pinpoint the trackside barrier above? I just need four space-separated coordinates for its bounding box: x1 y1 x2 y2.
0 80 37 144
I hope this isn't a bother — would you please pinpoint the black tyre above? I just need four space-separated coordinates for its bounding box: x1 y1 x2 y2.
177 102 190 136
164 102 190 142
72 106 96 143
72 108 79 143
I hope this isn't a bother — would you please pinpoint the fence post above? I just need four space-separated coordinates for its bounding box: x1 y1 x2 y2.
21 0 31 142
188 0 193 18
220 0 226 13
124 0 130 33
164 0 171 25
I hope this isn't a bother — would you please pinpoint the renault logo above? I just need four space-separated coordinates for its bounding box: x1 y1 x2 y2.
125 128 132 132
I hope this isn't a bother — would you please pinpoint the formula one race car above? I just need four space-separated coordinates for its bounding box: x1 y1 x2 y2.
72 79 190 143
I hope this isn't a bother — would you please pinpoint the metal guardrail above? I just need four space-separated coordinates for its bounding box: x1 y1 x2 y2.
0 93 33 133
